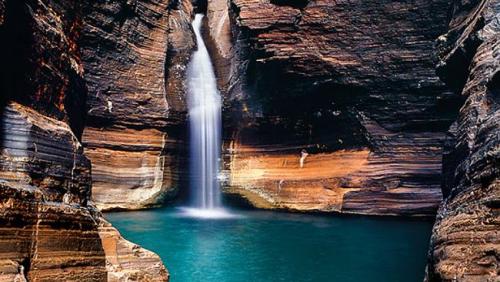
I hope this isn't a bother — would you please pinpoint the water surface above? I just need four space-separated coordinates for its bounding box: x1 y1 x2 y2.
107 208 433 282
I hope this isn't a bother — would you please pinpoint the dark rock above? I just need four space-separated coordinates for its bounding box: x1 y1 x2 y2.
426 0 500 280
0 0 169 279
206 0 462 215
0 102 105 281
80 0 195 210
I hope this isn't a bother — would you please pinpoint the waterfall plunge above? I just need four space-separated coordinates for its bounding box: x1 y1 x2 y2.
182 14 234 219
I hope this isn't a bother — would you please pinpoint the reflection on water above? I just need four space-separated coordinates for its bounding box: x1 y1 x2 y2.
107 207 434 282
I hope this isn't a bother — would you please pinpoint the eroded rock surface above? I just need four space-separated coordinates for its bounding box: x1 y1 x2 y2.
426 0 500 280
81 0 195 210
0 104 167 281
0 102 106 281
0 0 168 280
207 0 461 215
99 220 168 282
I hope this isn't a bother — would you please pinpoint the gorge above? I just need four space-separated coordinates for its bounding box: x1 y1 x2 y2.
0 0 498 281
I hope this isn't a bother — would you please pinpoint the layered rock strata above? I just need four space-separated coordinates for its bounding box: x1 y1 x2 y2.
99 220 169 281
0 102 106 281
0 0 167 280
207 0 461 215
426 0 500 280
80 0 195 210
0 103 168 281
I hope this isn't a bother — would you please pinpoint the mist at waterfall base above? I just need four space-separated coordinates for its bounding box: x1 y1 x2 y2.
107 209 433 282
182 13 233 219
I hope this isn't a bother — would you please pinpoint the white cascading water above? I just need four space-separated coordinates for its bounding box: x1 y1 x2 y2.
182 13 234 219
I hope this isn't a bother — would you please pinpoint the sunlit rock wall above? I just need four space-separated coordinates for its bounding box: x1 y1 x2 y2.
80 0 195 210
0 0 168 280
206 0 461 215
426 0 499 280
0 102 107 281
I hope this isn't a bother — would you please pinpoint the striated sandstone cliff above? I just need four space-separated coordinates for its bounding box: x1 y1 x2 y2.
426 0 499 280
206 0 462 215
0 0 167 280
0 102 106 281
81 0 195 211
99 220 169 281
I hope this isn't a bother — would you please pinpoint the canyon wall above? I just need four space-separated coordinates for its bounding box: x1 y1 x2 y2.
81 0 195 211
426 0 499 280
206 0 462 215
0 0 167 280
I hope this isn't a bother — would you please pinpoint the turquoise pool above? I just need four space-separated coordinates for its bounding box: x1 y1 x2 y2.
107 208 433 282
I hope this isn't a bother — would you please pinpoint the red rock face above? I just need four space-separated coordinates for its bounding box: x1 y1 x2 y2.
99 220 169 281
426 0 500 280
206 0 462 215
0 0 87 138
0 102 106 281
80 0 195 210
0 0 167 280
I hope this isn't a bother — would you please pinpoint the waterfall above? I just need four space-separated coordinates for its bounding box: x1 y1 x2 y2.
183 13 231 218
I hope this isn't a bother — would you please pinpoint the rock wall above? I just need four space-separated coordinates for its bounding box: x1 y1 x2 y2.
99 220 169 281
0 0 167 280
80 0 195 210
426 0 499 280
0 102 107 281
206 0 462 215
